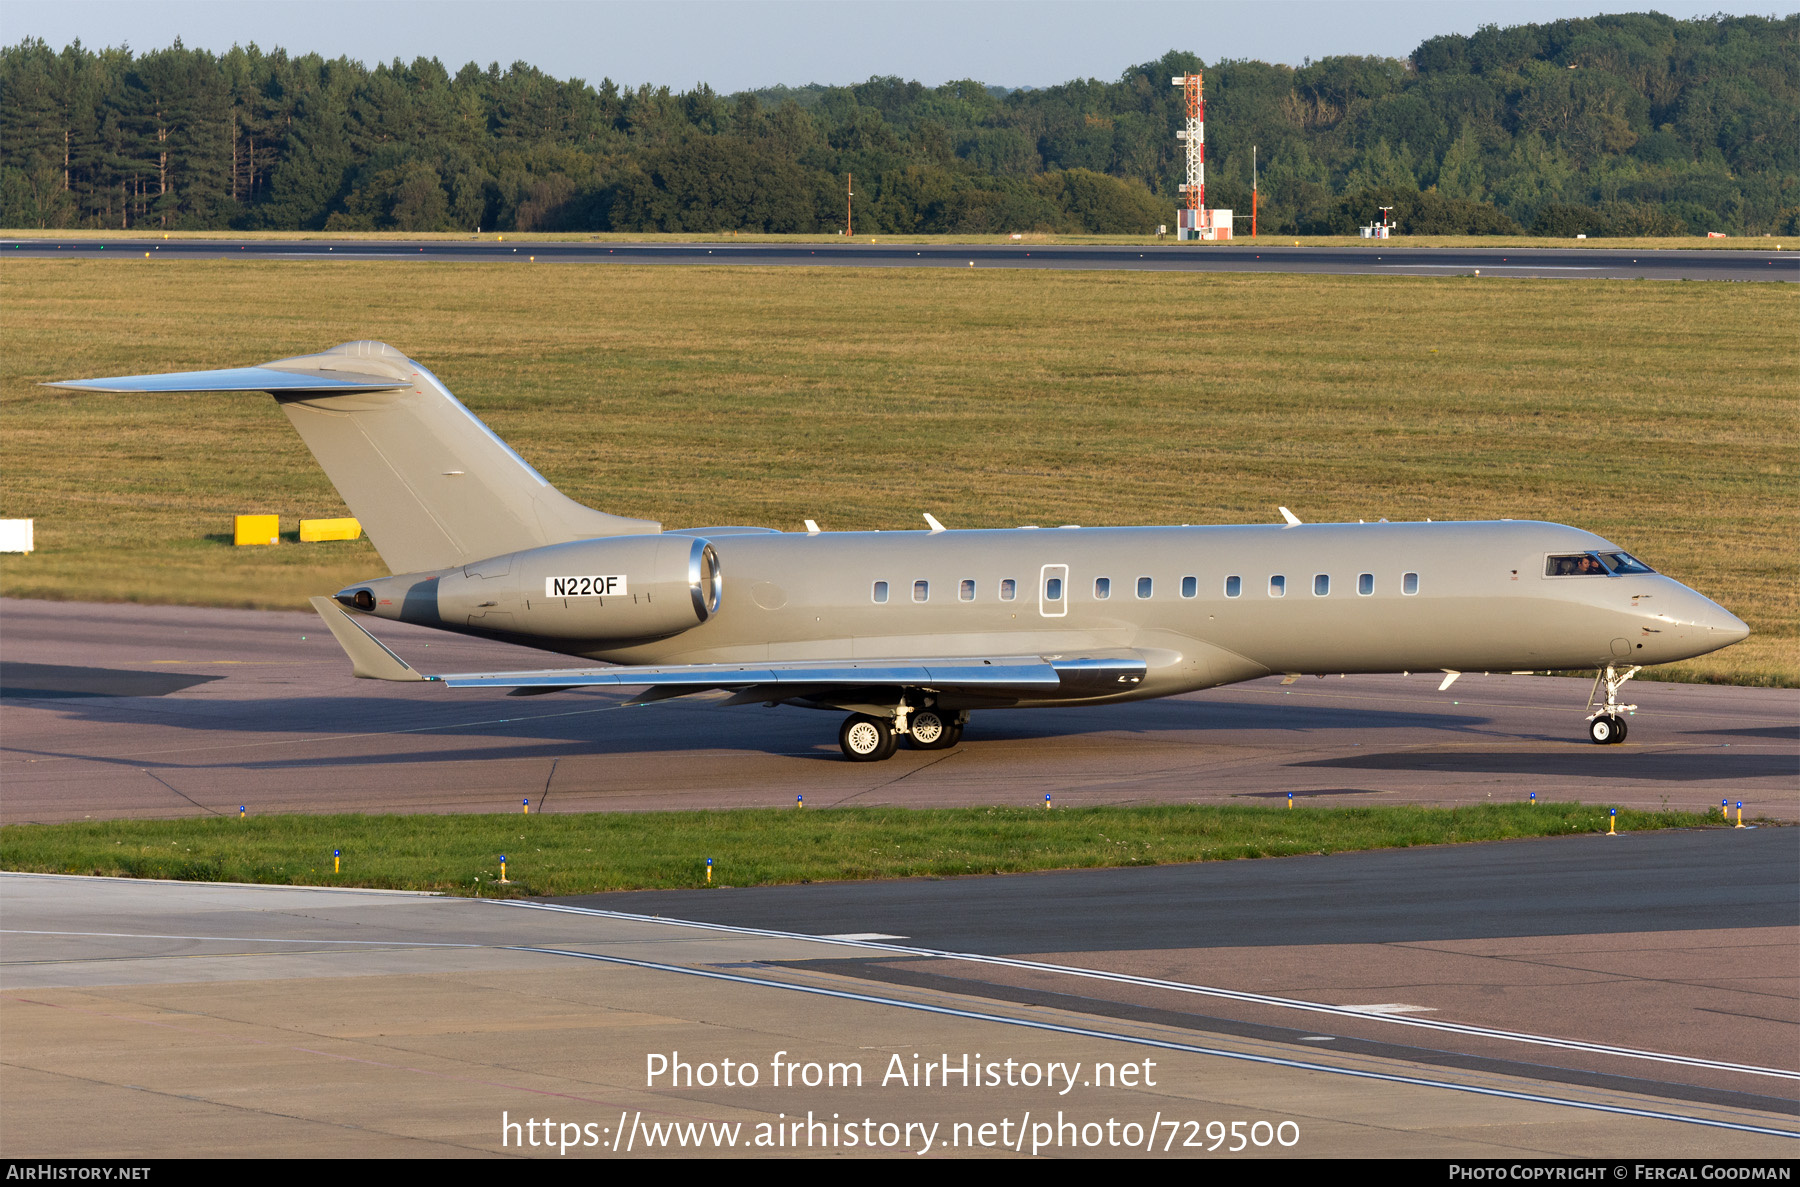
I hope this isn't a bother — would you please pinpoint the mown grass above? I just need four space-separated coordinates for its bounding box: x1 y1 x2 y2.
0 803 1728 897
1 227 1780 249
1 259 1793 684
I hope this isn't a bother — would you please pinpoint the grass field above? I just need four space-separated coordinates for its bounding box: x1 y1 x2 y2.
0 803 1728 896
2 258 1794 684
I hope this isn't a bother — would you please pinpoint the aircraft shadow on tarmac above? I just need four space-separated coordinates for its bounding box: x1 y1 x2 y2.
1292 750 1796 781
6 689 1513 770
1698 724 1800 741
0 662 224 699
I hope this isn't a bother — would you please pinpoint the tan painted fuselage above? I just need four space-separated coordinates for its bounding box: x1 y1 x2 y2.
357 519 1748 711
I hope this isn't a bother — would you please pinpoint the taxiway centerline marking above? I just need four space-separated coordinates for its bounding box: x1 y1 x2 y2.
0 700 632 765
492 900 1799 1081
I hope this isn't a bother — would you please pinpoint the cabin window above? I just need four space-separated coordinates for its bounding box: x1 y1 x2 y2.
1403 572 1419 595
872 581 889 604
1313 574 1330 597
959 579 975 601
1269 575 1286 597
1137 576 1153 599
1000 578 1017 601
1094 577 1111 600
913 580 929 602
1181 575 1197 598
1045 577 1063 601
1225 575 1242 598
1357 572 1374 596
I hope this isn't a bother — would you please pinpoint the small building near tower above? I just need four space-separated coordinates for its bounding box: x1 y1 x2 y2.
1179 208 1234 241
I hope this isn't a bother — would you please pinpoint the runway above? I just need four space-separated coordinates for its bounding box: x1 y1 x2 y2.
2 835 1794 1156
2 599 1794 824
7 237 1795 282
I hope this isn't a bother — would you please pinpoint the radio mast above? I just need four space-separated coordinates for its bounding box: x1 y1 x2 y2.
1172 72 1204 240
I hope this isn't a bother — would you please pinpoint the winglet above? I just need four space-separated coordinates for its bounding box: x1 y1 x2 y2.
1278 506 1302 526
923 513 947 533
308 596 428 681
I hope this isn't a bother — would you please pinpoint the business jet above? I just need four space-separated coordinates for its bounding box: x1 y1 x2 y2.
51 341 1751 761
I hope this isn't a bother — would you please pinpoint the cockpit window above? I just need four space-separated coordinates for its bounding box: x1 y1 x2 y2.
1597 551 1654 575
1547 551 1655 577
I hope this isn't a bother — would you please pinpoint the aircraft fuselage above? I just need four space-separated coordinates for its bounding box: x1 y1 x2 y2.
348 519 1747 711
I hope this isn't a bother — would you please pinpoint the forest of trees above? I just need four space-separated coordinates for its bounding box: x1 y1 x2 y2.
2 12 1794 236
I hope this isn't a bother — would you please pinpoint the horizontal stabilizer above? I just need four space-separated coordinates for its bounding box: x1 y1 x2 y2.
53 341 660 573
43 366 409 395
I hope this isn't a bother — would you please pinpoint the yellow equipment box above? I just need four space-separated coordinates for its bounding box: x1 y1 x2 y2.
234 514 279 546
299 517 362 542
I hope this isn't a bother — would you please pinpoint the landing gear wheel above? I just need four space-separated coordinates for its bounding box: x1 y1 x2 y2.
905 710 963 750
840 713 897 761
1584 665 1640 745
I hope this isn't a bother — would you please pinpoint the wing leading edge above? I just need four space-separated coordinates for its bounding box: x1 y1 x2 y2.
306 598 1146 698
43 366 411 395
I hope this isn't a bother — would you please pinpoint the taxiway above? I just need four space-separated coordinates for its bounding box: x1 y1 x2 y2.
2 599 1794 824
6 237 1795 282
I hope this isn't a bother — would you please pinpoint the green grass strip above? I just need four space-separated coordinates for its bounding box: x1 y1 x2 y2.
0 803 1732 897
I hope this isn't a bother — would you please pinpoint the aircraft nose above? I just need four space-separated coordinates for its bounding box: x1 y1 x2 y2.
1660 585 1750 649
1703 604 1751 646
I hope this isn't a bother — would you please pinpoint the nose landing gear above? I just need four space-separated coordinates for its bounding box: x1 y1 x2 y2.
1585 664 1640 745
1588 714 1626 744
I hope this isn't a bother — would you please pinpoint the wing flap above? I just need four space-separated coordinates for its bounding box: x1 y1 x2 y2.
436 657 1067 692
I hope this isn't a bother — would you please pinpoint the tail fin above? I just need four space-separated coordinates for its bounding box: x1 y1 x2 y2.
48 341 659 573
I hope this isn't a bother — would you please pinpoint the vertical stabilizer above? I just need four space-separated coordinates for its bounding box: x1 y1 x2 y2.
270 343 660 571
271 343 663 572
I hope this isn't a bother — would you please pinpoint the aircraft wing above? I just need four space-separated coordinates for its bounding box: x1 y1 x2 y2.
43 366 410 395
307 597 1145 697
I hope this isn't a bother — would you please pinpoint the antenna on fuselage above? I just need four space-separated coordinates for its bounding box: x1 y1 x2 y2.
1278 507 1302 526
804 519 821 535
923 513 947 533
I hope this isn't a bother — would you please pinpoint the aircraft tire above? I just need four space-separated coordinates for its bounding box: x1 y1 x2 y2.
840 714 897 761
905 710 962 750
1588 715 1623 745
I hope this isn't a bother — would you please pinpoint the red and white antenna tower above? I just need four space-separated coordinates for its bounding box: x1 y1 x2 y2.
1172 72 1204 239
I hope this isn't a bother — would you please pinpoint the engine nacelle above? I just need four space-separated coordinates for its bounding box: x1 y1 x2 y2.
342 534 720 645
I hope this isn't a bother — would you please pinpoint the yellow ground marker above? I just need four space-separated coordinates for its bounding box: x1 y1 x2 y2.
299 517 361 542
234 514 278 546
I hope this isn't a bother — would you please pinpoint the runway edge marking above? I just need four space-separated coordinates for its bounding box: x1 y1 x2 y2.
499 942 1799 1140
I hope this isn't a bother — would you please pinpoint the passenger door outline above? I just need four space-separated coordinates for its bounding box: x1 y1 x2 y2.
1039 563 1068 618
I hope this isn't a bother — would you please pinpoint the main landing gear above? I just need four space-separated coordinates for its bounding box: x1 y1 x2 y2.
839 714 899 761
906 709 963 750
837 706 967 761
1585 664 1640 745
